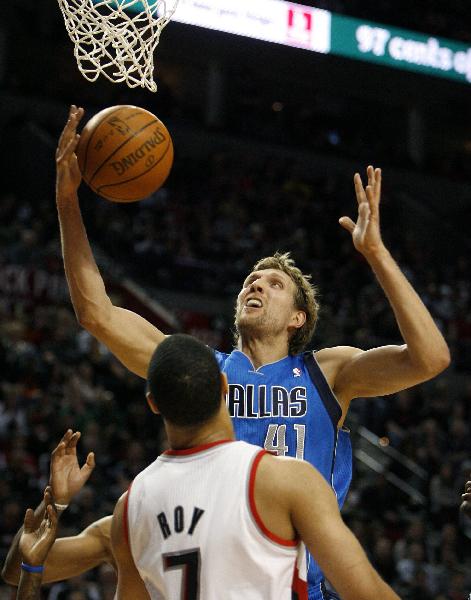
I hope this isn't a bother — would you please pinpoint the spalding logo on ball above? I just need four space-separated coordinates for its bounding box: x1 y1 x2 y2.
76 105 173 202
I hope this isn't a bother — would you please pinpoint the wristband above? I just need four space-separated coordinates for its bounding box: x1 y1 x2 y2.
54 502 69 512
21 562 44 574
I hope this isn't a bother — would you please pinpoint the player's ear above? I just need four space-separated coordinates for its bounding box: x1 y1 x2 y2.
220 372 228 397
291 310 306 330
146 391 160 415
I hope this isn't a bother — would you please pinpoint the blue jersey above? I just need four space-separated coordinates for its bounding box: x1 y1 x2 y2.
313 428 353 600
214 349 342 598
333 427 353 510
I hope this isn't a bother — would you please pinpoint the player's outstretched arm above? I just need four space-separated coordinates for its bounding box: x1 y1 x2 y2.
2 515 113 586
3 431 112 586
111 494 151 600
258 457 401 600
56 104 165 378
323 165 450 405
44 517 114 583
292 464 400 599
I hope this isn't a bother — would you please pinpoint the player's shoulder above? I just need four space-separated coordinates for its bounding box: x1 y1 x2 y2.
257 452 321 496
315 345 363 362
212 347 231 365
315 346 363 379
257 454 337 519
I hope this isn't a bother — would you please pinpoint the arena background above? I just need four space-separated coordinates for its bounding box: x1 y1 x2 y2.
1 1 471 598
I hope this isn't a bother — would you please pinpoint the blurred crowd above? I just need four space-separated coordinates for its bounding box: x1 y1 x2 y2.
1 130 471 598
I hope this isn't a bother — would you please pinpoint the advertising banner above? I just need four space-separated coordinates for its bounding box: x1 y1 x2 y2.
330 14 471 85
173 0 331 53
99 1 471 84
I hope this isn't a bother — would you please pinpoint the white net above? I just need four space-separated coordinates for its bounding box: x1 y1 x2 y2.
57 0 179 92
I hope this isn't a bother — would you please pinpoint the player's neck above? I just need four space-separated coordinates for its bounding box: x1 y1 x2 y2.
165 405 235 451
238 337 289 370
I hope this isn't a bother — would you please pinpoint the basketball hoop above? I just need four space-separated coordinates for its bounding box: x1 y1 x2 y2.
56 0 179 92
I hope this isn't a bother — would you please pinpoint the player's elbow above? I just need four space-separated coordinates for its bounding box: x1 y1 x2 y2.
76 302 112 334
408 342 451 380
77 310 101 332
423 345 451 378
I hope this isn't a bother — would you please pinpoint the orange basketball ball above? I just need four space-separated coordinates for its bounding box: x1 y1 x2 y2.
76 105 173 202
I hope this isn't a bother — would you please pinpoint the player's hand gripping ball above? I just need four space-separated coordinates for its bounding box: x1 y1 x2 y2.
76 105 173 202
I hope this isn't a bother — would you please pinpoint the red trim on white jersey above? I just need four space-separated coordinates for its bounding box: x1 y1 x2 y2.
248 450 298 548
163 439 233 456
292 565 308 599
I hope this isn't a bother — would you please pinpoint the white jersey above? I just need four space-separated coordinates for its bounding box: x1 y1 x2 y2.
126 440 307 600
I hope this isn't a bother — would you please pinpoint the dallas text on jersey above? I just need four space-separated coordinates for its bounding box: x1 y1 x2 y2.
226 384 308 418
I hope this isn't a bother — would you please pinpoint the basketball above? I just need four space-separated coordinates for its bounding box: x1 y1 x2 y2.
76 105 173 202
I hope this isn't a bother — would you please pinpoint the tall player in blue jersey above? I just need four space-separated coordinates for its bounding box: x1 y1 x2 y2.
56 106 450 599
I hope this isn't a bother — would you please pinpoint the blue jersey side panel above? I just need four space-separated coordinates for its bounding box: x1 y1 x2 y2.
333 428 353 510
214 349 344 597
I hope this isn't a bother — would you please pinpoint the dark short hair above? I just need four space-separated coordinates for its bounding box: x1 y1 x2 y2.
147 334 222 427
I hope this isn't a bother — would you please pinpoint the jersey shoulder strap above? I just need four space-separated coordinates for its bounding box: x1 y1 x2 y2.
303 351 342 429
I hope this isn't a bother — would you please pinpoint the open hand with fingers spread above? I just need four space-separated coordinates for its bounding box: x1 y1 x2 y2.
19 489 58 567
56 104 84 199
50 429 95 506
339 165 384 258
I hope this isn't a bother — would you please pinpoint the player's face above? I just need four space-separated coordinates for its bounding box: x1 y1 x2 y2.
235 269 300 338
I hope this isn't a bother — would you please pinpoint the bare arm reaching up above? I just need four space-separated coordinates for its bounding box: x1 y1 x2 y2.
2 431 113 586
317 166 450 421
56 105 164 378
255 455 401 600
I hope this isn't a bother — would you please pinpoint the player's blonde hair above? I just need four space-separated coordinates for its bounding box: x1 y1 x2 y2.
235 252 320 355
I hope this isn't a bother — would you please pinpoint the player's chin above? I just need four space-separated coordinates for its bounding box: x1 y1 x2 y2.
237 309 262 325
237 315 267 337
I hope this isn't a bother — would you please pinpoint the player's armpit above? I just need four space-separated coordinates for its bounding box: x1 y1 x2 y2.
111 494 150 600
88 306 165 379
287 461 400 600
42 516 114 583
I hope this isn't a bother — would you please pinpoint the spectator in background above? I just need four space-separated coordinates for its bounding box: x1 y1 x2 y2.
430 463 459 526
396 542 437 596
394 519 427 563
370 537 397 585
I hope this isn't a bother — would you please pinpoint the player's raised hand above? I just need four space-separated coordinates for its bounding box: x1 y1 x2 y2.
460 478 471 518
339 166 384 258
50 429 95 505
19 489 58 567
56 104 84 197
